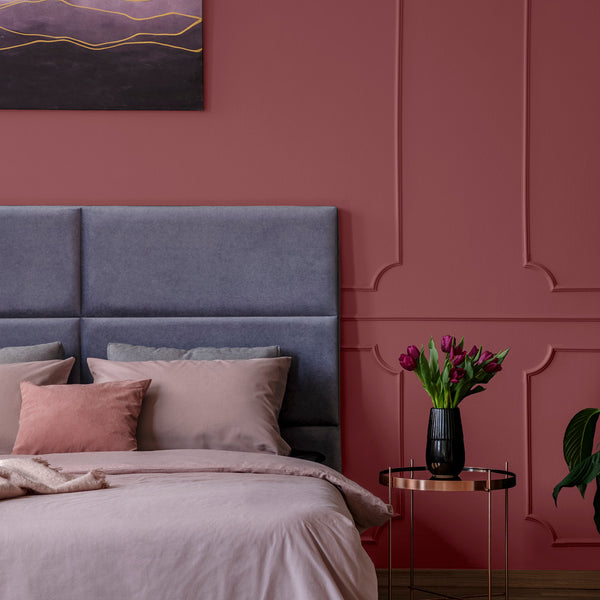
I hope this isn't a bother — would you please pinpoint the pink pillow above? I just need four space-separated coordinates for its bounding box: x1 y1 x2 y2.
12 379 151 455
88 357 292 455
0 358 75 454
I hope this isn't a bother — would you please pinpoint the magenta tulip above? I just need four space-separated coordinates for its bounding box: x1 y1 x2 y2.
483 360 502 373
399 353 417 371
449 367 466 383
441 335 453 353
407 345 420 361
478 351 494 365
468 345 478 357
451 352 466 366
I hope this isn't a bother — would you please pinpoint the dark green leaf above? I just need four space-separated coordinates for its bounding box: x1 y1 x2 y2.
428 338 439 382
553 451 600 505
441 361 449 388
594 478 600 535
563 408 600 496
463 385 485 398
495 348 510 364
464 358 474 380
418 349 429 384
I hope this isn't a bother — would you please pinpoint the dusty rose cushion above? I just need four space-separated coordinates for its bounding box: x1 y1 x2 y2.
88 357 292 454
12 379 152 455
0 358 75 454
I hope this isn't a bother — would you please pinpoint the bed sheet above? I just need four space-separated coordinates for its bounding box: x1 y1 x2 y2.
0 449 390 600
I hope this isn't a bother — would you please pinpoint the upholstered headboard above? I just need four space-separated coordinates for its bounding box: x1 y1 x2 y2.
0 206 341 470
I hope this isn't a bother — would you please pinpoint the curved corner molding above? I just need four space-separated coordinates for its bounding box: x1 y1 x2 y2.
522 0 600 293
343 261 403 294
525 515 600 547
343 0 403 293
524 346 600 547
524 513 558 544
373 344 401 374
341 344 404 520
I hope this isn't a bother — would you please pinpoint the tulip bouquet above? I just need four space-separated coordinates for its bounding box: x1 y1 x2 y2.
399 335 509 408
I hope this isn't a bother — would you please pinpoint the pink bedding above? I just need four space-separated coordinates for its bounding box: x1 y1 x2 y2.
0 449 390 600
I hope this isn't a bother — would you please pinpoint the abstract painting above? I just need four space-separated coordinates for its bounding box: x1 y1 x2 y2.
0 0 203 110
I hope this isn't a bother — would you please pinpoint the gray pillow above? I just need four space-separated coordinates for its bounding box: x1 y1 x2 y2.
0 341 65 364
106 342 281 362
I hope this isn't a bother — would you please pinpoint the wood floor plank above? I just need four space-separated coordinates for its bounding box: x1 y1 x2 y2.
377 570 600 600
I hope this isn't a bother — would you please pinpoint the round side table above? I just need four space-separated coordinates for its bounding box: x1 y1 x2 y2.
379 462 516 600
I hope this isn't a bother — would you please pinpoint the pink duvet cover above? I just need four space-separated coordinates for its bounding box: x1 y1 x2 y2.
0 449 390 600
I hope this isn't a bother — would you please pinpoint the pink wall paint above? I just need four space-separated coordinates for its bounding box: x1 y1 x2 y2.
1 0 599 570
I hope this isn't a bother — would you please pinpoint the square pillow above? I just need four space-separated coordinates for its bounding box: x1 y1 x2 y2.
107 343 280 362
12 379 151 455
0 341 64 364
88 357 292 455
0 358 75 454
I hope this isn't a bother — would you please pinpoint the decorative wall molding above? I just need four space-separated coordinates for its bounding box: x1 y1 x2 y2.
524 346 600 547
342 0 403 293
342 316 600 323
342 345 404 544
522 0 600 293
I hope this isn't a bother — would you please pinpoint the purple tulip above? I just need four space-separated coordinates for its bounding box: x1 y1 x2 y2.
451 352 466 366
449 367 466 383
407 345 420 361
483 360 502 373
478 351 494 365
468 345 478 358
399 353 417 371
441 335 453 353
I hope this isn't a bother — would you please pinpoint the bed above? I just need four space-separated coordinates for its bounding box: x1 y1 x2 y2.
0 206 389 600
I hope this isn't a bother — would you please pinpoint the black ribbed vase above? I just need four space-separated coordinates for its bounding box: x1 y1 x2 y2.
426 407 465 479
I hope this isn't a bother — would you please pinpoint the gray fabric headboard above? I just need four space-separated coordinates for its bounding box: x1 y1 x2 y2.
0 206 341 470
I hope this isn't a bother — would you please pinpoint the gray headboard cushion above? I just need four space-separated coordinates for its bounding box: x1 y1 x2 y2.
0 206 341 470
81 206 339 317
0 207 80 317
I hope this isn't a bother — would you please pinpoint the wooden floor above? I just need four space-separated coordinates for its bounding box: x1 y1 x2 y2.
377 570 600 600
378 585 600 599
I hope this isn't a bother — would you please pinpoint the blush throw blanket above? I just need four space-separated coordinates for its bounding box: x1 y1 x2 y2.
0 457 108 500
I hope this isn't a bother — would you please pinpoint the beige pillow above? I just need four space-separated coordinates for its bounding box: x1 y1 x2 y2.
0 358 75 454
88 357 292 455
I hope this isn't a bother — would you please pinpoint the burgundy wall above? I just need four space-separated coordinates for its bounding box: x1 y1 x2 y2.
1 0 599 570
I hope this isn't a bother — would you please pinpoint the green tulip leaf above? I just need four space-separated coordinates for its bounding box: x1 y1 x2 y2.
495 348 510 364
418 350 429 383
463 384 485 398
563 408 600 496
553 451 600 505
464 359 474 380
441 362 449 388
428 338 439 382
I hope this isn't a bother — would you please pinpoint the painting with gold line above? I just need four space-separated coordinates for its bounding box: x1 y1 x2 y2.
0 0 203 109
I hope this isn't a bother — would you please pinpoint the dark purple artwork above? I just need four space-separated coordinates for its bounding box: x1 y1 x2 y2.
0 0 203 110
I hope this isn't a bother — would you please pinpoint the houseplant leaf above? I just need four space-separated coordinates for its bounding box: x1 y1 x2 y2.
594 477 600 535
553 451 600 505
462 385 485 399
495 348 510 364
428 338 439 382
563 408 600 496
